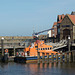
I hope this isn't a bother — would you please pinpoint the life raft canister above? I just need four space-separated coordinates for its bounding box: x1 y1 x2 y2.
5 49 8 53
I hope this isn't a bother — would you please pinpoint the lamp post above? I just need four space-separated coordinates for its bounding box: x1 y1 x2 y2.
1 37 4 56
12 37 15 57
68 35 70 52
68 35 72 63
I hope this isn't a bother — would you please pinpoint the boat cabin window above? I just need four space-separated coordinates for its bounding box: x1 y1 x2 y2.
50 47 52 50
41 48 42 50
45 48 47 50
48 48 49 50
35 46 38 48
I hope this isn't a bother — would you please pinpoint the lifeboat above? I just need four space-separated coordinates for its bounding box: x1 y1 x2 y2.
24 40 58 57
14 40 59 63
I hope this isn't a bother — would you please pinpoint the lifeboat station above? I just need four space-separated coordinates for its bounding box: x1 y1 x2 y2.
45 11 75 52
0 11 75 62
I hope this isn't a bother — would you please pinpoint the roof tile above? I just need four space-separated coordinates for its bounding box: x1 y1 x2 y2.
68 14 75 24
53 22 57 25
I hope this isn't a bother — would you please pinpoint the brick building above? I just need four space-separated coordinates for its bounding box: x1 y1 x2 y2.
47 12 75 43
60 14 75 42
51 22 57 38
57 14 65 41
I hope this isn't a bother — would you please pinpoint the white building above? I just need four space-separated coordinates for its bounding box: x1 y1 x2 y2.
47 30 51 37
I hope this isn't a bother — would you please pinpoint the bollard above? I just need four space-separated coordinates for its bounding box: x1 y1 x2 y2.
38 63 40 68
51 53 54 63
72 51 75 63
42 52 45 64
56 53 58 63
69 52 72 63
37 52 40 64
65 53 67 63
46 53 49 64
60 53 63 63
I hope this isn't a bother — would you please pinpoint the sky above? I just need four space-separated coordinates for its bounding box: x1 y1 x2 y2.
0 0 75 36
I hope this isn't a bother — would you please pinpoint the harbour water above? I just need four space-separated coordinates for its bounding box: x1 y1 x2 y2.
0 62 75 75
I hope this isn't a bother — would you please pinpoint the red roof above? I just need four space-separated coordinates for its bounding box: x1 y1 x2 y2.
61 14 65 19
57 19 63 23
58 15 62 21
68 14 75 24
57 14 65 24
53 22 57 26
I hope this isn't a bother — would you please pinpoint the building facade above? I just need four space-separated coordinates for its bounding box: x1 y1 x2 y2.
47 22 57 43
47 12 75 43
57 14 65 41
51 22 57 38
47 30 51 37
60 14 75 42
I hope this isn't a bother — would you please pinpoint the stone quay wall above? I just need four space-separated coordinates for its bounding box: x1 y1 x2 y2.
0 36 33 47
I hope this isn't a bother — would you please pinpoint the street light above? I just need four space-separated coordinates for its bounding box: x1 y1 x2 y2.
68 36 70 40
68 35 70 52
1 37 4 56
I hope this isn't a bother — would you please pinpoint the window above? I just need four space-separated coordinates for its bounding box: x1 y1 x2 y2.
48 48 49 50
53 34 54 36
58 29 60 34
53 30 54 32
54 25 57 28
57 24 59 26
62 25 70 27
35 46 38 48
50 47 52 50
45 48 47 50
41 48 42 50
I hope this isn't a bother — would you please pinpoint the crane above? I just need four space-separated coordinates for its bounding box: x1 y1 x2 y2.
32 28 54 40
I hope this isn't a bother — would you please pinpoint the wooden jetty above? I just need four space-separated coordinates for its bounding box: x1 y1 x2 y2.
14 50 75 64
37 51 75 64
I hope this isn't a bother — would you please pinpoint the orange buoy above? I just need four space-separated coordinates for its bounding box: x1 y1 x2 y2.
21 52 24 56
5 49 8 53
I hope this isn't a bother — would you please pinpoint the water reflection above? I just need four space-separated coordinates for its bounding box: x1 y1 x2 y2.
0 62 75 75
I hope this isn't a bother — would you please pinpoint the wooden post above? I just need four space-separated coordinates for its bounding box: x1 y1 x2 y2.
13 46 15 56
56 53 58 63
1 37 5 62
72 51 75 63
47 53 49 64
38 52 40 64
51 53 54 63
60 53 63 63
69 52 72 63
65 53 67 63
42 52 45 64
